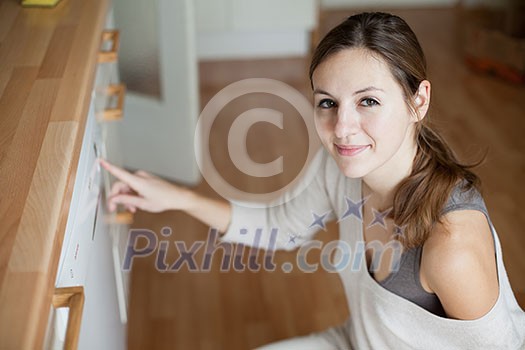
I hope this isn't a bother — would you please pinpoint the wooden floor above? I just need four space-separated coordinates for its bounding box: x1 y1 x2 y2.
127 8 525 350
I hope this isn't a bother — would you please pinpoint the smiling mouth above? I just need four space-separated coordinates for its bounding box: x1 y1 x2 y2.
335 144 370 156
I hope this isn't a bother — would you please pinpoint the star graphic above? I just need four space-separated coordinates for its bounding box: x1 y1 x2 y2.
393 224 406 237
339 196 367 222
368 207 392 229
287 233 298 245
309 210 331 231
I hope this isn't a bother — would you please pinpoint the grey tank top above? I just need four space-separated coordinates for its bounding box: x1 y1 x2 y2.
375 181 488 317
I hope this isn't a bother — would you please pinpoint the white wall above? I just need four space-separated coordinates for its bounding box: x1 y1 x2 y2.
461 0 513 7
196 0 317 60
321 0 459 8
197 31 310 60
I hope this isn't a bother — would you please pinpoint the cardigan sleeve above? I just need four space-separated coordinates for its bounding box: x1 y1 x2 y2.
220 148 335 251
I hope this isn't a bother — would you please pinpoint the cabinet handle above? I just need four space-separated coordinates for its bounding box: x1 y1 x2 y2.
52 287 85 350
98 84 126 122
98 30 120 63
104 208 134 225
108 210 134 225
101 162 134 225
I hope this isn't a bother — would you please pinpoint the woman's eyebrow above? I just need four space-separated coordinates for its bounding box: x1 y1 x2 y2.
353 86 384 95
313 86 384 96
313 88 332 96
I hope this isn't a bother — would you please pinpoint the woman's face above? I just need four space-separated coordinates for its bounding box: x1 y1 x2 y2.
312 48 419 180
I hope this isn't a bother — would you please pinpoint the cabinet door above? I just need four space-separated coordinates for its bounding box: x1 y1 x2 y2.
231 0 317 31
196 0 317 32
195 0 231 32
77 185 126 350
110 222 131 324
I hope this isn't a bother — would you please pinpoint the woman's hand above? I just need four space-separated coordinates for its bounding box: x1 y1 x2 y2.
99 158 232 232
98 158 193 213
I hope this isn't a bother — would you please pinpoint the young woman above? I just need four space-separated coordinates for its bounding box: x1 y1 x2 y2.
100 12 525 349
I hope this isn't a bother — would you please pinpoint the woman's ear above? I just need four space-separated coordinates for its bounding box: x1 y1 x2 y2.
413 80 431 121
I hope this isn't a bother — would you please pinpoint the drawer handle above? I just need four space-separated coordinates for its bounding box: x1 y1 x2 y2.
104 208 134 225
101 163 134 225
52 287 85 350
107 210 134 225
98 84 126 122
98 30 120 63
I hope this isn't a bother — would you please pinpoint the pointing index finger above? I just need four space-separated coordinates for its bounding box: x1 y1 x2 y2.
98 158 140 188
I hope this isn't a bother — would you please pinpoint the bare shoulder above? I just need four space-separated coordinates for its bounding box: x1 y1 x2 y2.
420 209 499 320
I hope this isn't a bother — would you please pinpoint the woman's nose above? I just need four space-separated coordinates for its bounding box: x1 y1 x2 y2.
334 108 360 139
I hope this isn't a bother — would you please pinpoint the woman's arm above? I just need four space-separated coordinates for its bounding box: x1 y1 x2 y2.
420 209 499 320
99 148 334 251
98 158 232 232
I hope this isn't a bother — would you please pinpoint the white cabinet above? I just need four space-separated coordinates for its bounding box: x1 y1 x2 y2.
196 0 317 32
110 222 132 324
320 0 457 8
230 0 317 31
195 0 231 32
77 186 127 350
195 0 318 59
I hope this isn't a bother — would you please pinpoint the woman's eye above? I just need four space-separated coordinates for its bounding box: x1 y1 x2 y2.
318 99 336 109
360 98 379 107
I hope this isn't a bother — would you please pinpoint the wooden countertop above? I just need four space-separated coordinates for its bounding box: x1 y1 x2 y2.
0 0 109 348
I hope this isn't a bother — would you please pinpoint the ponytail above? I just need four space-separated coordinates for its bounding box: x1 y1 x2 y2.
390 124 483 248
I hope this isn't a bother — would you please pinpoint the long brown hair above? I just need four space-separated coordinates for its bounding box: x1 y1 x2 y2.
309 12 482 248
